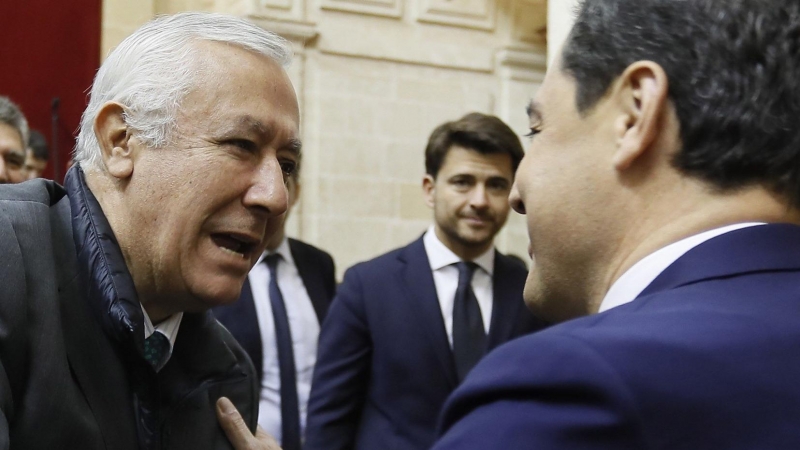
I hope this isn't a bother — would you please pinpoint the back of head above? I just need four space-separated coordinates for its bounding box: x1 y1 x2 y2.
425 112 524 178
74 12 293 171
0 96 29 147
562 0 800 208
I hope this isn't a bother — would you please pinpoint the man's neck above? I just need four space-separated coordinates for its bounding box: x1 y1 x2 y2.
595 186 800 313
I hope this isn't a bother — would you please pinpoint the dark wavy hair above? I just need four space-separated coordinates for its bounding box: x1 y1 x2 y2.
562 0 800 207
425 112 524 178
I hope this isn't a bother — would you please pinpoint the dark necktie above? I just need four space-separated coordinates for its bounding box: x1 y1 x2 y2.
265 253 301 450
452 261 486 382
143 331 170 372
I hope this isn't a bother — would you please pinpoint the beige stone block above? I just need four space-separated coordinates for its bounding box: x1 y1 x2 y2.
347 98 378 136
317 136 388 176
399 182 430 220
374 102 426 142
315 98 351 136
390 221 430 247
314 217 394 277
105 0 155 25
385 140 425 182
396 79 464 104
318 178 397 217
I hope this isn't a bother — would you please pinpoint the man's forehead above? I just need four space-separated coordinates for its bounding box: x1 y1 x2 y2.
0 123 24 154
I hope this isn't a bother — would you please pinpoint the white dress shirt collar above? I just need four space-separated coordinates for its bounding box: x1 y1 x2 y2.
141 306 183 352
423 225 495 275
257 236 294 267
599 222 765 312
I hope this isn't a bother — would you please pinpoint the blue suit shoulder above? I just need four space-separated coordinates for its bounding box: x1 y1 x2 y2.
435 278 800 450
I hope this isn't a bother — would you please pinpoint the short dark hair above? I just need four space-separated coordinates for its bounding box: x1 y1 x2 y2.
562 0 800 208
28 130 49 161
425 112 524 178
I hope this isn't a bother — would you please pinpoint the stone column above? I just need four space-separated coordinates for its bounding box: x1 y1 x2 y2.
547 0 578 65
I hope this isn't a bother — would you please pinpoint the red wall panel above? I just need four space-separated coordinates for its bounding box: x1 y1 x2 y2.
0 0 102 182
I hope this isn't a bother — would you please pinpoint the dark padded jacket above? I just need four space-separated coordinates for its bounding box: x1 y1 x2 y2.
0 167 258 449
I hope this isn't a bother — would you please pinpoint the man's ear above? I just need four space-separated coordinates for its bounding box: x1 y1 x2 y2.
94 102 135 180
422 174 436 208
611 61 669 171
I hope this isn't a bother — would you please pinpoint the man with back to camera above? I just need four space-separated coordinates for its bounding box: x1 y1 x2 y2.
304 112 547 450
0 12 301 449
213 163 337 450
0 96 29 184
24 130 49 179
432 0 800 448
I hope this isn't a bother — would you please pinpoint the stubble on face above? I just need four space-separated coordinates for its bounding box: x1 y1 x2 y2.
428 146 514 260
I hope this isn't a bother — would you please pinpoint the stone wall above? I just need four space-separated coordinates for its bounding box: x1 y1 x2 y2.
101 0 549 278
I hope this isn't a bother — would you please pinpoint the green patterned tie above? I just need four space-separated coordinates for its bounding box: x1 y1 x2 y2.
143 332 170 372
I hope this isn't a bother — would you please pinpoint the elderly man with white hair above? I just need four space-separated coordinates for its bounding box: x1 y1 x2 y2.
0 12 299 450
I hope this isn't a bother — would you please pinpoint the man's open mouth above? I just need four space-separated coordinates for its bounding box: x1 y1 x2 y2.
211 233 258 258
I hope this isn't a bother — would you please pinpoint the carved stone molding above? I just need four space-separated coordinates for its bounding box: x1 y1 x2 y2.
319 0 403 19
246 15 320 48
496 46 546 81
416 0 496 31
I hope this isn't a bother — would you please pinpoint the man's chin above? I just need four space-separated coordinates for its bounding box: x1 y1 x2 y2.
186 280 246 311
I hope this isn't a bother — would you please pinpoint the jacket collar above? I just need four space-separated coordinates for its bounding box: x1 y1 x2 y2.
638 223 800 299
65 165 146 355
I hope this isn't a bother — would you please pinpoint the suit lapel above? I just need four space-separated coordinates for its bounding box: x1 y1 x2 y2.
213 277 263 383
487 253 520 350
398 238 458 388
289 239 329 323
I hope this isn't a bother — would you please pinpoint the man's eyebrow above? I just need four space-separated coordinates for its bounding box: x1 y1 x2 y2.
526 100 543 124
234 115 271 136
283 138 302 159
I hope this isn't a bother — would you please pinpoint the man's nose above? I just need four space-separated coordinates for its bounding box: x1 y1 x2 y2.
469 184 489 209
509 182 525 215
243 158 289 218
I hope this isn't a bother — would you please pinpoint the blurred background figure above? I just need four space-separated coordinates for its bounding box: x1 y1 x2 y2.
305 112 547 450
25 130 49 180
0 96 29 184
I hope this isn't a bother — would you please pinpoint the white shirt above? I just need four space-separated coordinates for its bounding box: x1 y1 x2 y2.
140 306 183 372
599 223 765 312
248 237 321 444
423 226 495 347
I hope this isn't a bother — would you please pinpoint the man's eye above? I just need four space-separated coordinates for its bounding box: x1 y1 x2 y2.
4 154 24 168
280 161 297 176
525 127 542 139
227 139 257 152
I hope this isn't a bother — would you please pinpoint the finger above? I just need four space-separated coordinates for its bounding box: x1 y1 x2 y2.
254 426 282 449
216 397 253 449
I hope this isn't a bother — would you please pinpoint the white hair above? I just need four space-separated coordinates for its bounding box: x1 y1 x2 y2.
75 12 293 170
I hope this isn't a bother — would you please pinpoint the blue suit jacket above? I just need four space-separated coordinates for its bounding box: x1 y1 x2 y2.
304 236 546 450
213 238 336 383
434 223 800 449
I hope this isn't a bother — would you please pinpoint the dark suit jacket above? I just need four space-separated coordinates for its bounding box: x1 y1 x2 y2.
0 172 257 449
434 223 800 449
213 238 337 382
304 236 546 450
